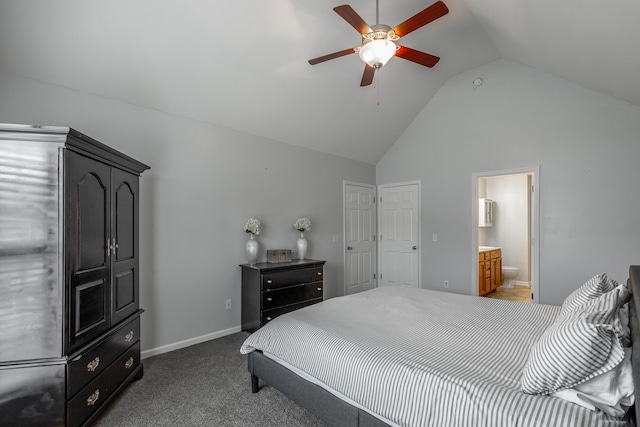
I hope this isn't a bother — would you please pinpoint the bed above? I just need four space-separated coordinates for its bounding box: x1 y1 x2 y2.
241 266 639 426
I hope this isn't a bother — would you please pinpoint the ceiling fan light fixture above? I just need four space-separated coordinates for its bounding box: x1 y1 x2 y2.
358 39 396 68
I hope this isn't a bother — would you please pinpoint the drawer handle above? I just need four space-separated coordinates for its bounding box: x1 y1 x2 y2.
317 272 322 276
266 317 272 321
317 287 322 291
87 389 100 406
125 331 134 342
87 356 100 372
266 297 273 302
125 357 135 369
267 279 273 284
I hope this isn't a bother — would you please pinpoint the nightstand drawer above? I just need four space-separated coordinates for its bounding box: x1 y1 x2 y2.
67 342 140 427
262 281 323 310
262 267 323 290
67 316 140 397
262 298 323 325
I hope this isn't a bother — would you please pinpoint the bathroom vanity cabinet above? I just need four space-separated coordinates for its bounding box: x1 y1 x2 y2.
478 248 502 296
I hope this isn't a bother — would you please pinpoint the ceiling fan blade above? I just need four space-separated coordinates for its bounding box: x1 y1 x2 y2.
308 48 356 65
333 5 372 34
396 45 440 67
393 1 449 38
360 65 375 87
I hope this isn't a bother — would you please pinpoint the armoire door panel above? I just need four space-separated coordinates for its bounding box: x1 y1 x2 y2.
67 152 111 352
114 269 135 312
75 279 107 335
111 167 140 325
76 172 108 271
114 180 135 261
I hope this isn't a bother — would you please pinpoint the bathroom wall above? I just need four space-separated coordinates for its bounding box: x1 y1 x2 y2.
479 174 530 283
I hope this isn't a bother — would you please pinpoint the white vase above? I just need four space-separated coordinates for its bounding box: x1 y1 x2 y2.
246 234 258 265
297 232 307 260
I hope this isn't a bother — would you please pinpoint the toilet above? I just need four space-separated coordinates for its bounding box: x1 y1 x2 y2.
501 266 519 288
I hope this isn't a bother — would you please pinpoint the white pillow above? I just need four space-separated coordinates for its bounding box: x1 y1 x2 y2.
521 285 626 395
552 346 634 417
614 303 631 347
560 273 618 316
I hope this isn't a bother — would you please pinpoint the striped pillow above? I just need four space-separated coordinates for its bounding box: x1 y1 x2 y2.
559 273 618 316
521 285 627 395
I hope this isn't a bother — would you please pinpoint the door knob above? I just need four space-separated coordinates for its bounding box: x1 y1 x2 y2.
347 246 353 250
412 246 417 250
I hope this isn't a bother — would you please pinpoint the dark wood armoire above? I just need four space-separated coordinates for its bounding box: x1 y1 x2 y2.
0 124 149 426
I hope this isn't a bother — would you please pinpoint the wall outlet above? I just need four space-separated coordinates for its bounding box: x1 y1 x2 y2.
225 299 232 310
443 280 449 288
332 234 339 243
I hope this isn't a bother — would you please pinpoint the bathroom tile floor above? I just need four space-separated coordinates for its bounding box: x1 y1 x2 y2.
484 284 532 303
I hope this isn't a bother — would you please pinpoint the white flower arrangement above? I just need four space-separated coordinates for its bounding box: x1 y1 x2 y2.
244 218 261 235
294 217 311 232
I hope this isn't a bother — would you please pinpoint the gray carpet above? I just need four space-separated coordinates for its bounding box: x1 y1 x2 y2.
93 332 327 427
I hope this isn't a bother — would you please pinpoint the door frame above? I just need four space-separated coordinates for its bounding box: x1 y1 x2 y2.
471 166 540 302
343 181 377 295
377 180 421 288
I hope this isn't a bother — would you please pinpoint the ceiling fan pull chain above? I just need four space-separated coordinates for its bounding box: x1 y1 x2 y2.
375 73 380 106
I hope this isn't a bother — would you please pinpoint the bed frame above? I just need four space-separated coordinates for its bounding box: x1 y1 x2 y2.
248 265 640 426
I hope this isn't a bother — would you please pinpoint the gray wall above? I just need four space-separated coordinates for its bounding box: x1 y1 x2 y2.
4 56 640 353
0 72 375 355
377 59 640 305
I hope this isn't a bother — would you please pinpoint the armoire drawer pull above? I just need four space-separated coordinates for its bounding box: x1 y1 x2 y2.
87 390 100 406
266 317 272 321
266 279 273 284
87 356 100 372
266 297 273 302
125 331 134 342
317 287 322 291
317 272 322 276
124 357 134 369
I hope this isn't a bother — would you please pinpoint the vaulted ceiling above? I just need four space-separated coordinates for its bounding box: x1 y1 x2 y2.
1 0 638 164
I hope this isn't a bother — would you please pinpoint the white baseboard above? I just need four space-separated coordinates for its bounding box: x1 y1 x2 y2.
513 281 530 287
141 325 242 360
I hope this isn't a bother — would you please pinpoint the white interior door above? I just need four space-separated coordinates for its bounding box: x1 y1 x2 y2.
344 182 376 295
379 182 420 287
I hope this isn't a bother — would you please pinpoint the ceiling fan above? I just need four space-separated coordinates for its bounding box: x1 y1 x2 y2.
308 1 449 87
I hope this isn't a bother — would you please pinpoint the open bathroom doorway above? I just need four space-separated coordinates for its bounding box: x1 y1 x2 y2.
471 167 539 303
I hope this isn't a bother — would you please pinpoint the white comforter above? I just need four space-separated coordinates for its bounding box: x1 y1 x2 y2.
241 286 631 427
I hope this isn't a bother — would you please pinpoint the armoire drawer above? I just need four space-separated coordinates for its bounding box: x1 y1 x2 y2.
67 341 140 427
262 281 323 310
262 298 323 325
262 267 323 290
67 316 140 397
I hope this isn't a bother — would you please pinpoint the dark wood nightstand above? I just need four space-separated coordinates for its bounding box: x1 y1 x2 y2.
240 259 326 332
